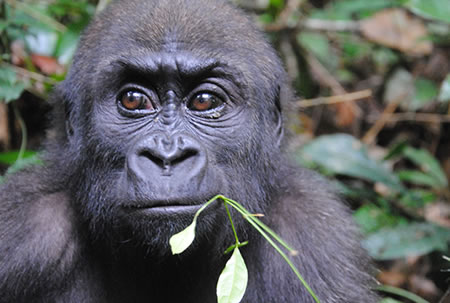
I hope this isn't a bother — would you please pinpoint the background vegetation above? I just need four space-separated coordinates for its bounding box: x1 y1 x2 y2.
0 0 449 302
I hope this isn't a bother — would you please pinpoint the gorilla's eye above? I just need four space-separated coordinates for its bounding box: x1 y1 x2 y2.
120 91 154 111
188 93 223 111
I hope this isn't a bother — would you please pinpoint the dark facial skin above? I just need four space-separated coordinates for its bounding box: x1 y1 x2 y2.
0 0 380 302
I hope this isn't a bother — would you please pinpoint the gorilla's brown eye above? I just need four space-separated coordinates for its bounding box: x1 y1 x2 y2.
188 93 222 111
120 91 153 111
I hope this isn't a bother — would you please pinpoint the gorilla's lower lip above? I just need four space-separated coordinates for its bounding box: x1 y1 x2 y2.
125 204 203 215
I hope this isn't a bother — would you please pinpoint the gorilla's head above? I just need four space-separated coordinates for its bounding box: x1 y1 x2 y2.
50 0 290 251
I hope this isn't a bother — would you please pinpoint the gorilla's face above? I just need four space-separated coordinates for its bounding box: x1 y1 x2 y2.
85 53 252 244
63 0 285 249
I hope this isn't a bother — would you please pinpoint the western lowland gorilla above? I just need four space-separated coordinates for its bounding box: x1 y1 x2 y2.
0 0 379 302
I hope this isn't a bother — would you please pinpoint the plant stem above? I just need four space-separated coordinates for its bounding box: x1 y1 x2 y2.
224 201 240 246
190 195 222 222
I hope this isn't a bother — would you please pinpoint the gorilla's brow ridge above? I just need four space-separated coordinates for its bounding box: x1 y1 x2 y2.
109 55 245 95
113 55 224 79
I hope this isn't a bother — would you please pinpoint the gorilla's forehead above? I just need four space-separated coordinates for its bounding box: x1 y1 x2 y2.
75 0 276 72
87 0 259 50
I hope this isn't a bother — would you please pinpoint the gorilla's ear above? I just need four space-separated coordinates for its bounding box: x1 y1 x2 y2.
64 102 75 142
274 84 290 147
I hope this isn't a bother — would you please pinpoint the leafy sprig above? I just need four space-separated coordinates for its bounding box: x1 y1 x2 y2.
169 195 320 303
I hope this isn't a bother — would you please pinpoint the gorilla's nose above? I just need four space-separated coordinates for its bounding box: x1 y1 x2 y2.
128 133 204 178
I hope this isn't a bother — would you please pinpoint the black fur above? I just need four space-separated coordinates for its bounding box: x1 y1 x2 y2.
0 0 379 302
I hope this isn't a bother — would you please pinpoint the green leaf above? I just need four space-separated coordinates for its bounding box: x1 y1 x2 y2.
403 147 448 188
342 37 371 60
0 150 37 164
0 21 8 32
384 141 409 160
0 82 26 103
353 204 404 234
363 223 450 260
0 66 27 103
312 0 398 20
217 248 248 303
384 68 414 109
411 78 438 110
405 0 450 23
0 67 15 84
438 74 450 102
372 48 399 70
399 189 436 208
298 32 337 70
397 170 439 188
377 285 430 303
269 0 284 9
169 220 197 255
297 134 404 191
55 29 79 64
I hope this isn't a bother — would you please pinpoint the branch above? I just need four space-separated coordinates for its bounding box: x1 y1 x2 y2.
374 113 450 124
362 96 403 145
266 18 361 33
301 19 360 32
2 63 59 86
296 89 372 108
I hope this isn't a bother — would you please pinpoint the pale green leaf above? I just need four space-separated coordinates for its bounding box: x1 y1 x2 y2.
405 0 450 23
297 134 404 191
0 150 37 165
0 66 28 103
403 147 448 188
363 223 450 260
397 170 439 188
298 32 338 70
217 248 248 303
377 285 430 303
412 78 438 110
169 220 197 255
438 74 450 102
169 196 221 255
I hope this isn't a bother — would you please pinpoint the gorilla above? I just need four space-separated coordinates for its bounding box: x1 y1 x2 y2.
0 0 379 302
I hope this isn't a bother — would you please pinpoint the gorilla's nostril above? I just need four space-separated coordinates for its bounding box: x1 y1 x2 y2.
171 149 198 167
139 151 165 169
